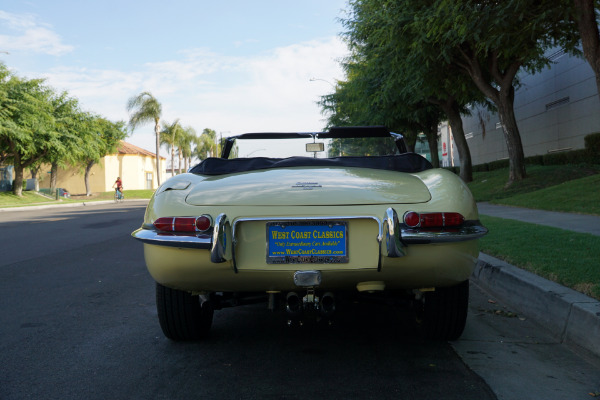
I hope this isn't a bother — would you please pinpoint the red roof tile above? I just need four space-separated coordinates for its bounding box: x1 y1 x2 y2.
117 141 166 159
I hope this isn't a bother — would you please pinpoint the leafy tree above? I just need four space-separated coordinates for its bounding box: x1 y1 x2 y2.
127 92 163 186
45 92 85 193
568 0 600 98
338 0 572 184
0 74 56 196
342 0 489 181
76 116 127 196
419 0 571 184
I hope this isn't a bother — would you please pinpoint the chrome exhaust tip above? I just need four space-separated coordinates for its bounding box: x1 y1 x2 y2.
286 292 302 315
320 292 335 316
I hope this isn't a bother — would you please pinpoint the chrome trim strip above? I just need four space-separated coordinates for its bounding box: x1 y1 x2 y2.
131 228 212 249
400 224 488 244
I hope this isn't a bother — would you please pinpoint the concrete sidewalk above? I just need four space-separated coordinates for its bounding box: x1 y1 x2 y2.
474 203 600 357
477 202 600 236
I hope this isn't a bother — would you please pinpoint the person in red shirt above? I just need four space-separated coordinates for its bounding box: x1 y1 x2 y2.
113 177 123 199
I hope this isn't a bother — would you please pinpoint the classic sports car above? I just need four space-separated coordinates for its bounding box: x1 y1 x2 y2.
132 126 487 341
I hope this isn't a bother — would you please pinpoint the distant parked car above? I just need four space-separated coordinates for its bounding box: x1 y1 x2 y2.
132 126 487 341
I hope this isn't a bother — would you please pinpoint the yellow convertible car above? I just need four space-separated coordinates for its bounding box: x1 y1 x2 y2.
132 126 487 341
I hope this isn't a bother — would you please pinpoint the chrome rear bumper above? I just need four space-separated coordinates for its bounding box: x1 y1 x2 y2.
132 207 488 261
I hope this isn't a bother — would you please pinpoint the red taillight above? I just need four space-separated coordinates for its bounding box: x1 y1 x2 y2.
443 212 465 227
403 212 464 228
153 215 213 232
420 213 444 227
174 217 197 232
154 217 176 231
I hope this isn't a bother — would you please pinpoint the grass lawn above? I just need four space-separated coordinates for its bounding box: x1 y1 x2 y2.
467 164 600 202
491 173 600 215
480 215 600 300
0 189 154 207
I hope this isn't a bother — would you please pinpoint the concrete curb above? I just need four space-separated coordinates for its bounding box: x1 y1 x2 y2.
0 199 149 212
473 253 600 357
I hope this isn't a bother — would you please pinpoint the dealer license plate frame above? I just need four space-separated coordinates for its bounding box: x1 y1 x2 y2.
266 220 349 264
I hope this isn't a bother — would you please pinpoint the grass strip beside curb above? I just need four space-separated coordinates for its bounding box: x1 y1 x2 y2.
479 215 600 300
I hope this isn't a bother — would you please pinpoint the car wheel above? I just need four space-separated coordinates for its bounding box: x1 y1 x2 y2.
155 282 214 341
416 280 469 341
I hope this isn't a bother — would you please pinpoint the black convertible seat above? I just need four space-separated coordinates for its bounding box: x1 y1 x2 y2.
190 153 433 176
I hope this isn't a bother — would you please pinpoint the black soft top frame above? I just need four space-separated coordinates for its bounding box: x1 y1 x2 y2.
220 126 407 159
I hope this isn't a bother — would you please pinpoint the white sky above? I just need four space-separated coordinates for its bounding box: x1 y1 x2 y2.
0 1 349 159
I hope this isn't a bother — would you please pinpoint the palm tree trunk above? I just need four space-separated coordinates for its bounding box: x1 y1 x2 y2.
155 119 161 186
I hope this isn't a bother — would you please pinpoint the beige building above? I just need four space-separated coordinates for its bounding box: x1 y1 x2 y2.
38 141 166 194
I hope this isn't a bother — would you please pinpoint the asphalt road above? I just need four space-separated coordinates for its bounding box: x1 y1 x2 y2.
0 203 598 399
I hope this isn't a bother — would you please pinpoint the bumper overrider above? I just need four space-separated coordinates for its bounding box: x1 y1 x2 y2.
131 208 488 269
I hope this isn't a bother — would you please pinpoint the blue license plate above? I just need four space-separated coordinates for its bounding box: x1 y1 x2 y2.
266 221 348 264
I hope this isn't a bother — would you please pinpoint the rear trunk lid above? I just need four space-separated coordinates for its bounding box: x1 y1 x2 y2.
185 167 430 206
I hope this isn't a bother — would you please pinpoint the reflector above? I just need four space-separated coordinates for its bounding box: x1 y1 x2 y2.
195 215 212 232
404 211 420 227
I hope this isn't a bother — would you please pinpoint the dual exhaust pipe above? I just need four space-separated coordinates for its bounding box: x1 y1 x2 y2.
286 291 335 317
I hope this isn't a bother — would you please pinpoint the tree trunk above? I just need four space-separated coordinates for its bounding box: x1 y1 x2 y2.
424 124 440 168
85 160 95 196
30 166 41 191
50 163 58 193
170 142 175 178
13 160 24 197
440 100 473 182
155 119 161 187
574 0 600 98
459 50 525 184
497 88 526 184
402 129 418 152
178 150 183 174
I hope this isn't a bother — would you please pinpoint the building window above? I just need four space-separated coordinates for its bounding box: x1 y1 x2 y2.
145 172 153 189
545 97 570 111
547 49 566 62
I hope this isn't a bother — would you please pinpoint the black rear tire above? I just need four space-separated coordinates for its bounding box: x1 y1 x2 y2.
156 282 214 341
417 280 469 341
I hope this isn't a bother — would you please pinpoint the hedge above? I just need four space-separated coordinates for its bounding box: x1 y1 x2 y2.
469 132 600 172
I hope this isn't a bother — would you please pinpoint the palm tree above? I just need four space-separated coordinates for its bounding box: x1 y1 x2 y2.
127 92 162 186
192 129 217 161
159 119 182 177
178 126 196 173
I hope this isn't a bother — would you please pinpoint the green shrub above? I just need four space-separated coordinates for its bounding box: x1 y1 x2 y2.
542 149 591 165
487 159 510 171
584 132 600 155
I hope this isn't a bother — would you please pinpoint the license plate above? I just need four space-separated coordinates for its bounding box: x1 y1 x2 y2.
266 221 348 264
